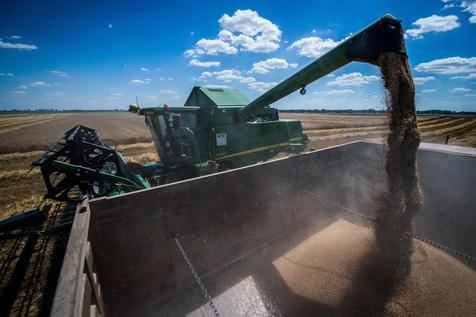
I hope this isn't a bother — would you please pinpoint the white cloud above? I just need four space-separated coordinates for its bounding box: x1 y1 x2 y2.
461 0 476 23
17 85 28 89
204 84 229 89
30 81 51 87
288 36 341 58
450 73 476 79
130 78 152 85
50 70 68 77
108 24 112 28
0 39 37 50
45 92 64 97
451 87 471 92
413 76 436 85
188 59 220 67
464 93 476 96
160 89 179 95
311 29 317 34
442 1 456 9
214 69 243 82
190 31 195 36
195 39 238 55
217 9 281 53
141 67 149 71
421 89 437 93
198 69 257 85
11 90 27 95
248 81 277 92
185 9 281 56
250 58 298 74
326 72 379 87
414 57 476 74
184 49 196 57
0 72 14 77
405 15 460 39
199 71 213 79
10 35 22 39
314 89 355 95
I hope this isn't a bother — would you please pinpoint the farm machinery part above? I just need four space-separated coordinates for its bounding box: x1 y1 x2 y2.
31 125 151 203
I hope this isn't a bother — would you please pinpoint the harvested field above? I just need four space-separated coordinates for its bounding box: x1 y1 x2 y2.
1 112 475 218
0 112 151 154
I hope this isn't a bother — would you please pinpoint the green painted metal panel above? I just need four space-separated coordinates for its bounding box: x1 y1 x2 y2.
184 86 250 107
201 87 249 106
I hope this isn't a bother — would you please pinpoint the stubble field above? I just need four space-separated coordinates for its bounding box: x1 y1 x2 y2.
0 111 475 218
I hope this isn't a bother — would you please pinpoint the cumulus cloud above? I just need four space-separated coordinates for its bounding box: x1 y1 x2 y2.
17 85 28 89
214 69 256 83
30 81 51 87
0 72 14 77
185 9 281 56
130 78 152 85
414 57 476 74
188 59 220 67
0 39 38 50
195 39 237 55
441 0 456 9
413 76 436 85
451 87 471 92
108 24 112 28
326 72 379 87
313 89 355 95
198 69 263 90
249 58 298 74
405 15 460 39
10 35 22 39
248 81 277 92
450 73 476 79
50 70 68 77
141 67 149 71
288 36 341 58
421 89 437 93
461 0 476 23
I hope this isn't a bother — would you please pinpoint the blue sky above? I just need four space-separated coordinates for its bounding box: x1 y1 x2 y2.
0 0 475 111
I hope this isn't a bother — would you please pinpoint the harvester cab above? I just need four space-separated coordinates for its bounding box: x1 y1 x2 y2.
140 86 308 180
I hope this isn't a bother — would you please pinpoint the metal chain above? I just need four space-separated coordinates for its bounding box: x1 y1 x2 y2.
174 238 221 317
300 189 476 263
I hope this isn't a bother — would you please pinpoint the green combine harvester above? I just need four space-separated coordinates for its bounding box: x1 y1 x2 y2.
30 14 405 202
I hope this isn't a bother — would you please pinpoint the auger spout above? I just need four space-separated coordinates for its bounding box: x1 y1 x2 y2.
240 14 406 119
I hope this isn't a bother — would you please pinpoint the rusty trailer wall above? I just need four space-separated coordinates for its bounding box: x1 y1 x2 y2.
51 141 476 316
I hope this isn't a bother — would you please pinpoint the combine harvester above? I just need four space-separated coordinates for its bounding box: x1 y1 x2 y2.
3 14 474 316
